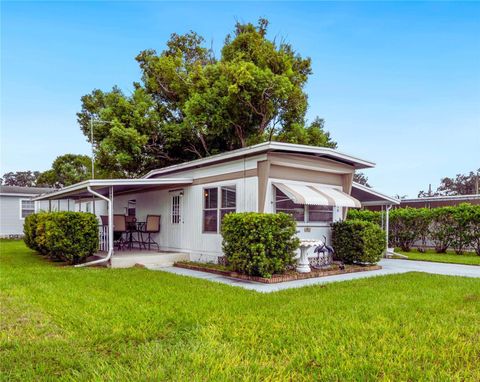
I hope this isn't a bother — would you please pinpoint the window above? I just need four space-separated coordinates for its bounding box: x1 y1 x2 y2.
20 200 35 219
220 186 236 221
308 204 333 223
171 195 181 224
274 187 333 224
275 188 305 222
127 200 136 217
203 186 236 233
203 188 218 232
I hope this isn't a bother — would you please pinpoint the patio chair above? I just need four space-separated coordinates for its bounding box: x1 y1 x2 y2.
113 214 127 250
141 215 161 251
100 215 108 226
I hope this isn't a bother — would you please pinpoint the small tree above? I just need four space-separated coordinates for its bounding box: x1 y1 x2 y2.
389 208 423 252
430 207 456 253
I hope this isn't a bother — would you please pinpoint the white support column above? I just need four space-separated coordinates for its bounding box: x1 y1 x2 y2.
385 205 392 256
108 186 114 256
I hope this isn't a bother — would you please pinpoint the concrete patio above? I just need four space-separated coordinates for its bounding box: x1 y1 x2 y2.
147 259 480 293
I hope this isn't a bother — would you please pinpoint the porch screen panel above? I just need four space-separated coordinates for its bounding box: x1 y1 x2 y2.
203 188 218 232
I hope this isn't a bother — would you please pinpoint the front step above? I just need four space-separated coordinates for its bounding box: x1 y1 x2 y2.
110 252 189 268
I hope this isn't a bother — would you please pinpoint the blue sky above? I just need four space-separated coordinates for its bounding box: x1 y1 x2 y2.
1 1 479 197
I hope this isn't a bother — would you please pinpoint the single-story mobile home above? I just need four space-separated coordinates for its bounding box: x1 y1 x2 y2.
34 142 399 267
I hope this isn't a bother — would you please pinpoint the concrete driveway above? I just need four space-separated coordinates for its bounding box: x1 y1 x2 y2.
151 259 480 293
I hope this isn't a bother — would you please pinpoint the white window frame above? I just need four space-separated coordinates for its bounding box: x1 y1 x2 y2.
19 199 35 220
202 185 237 234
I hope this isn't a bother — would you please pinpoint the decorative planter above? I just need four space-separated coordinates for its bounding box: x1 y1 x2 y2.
174 262 382 284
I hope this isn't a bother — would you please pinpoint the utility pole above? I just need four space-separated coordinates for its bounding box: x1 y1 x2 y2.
90 118 94 179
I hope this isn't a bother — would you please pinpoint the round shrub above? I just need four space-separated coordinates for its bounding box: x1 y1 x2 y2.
23 211 99 264
221 212 300 278
45 212 99 264
332 219 386 264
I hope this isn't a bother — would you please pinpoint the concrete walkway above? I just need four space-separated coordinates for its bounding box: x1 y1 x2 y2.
147 259 480 293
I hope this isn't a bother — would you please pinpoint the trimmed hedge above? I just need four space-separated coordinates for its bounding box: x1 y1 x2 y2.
347 204 480 254
332 220 386 264
347 209 382 225
23 211 99 264
221 212 300 278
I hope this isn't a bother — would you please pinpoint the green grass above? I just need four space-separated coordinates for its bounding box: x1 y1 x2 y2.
395 248 480 266
1 240 479 381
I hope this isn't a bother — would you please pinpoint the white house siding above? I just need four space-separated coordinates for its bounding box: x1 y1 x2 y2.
0 196 49 237
110 176 258 262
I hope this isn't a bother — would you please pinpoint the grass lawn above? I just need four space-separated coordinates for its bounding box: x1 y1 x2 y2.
395 248 480 266
1 241 480 381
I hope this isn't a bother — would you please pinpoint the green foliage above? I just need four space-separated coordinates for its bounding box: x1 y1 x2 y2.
469 205 480 256
389 208 426 252
77 18 336 178
450 204 480 255
221 212 300 278
36 154 92 188
24 212 99 264
347 209 382 225
349 205 480 255
332 220 386 264
429 207 456 253
0 170 43 187
23 213 40 251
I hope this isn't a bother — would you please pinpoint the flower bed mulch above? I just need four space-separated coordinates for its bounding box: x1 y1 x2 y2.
174 262 382 284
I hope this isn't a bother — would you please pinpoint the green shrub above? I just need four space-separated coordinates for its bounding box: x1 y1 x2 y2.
332 219 386 264
430 207 455 253
449 204 475 255
468 205 480 256
23 211 99 264
45 212 99 264
35 212 50 256
23 213 39 250
221 212 300 278
347 209 382 225
389 208 429 252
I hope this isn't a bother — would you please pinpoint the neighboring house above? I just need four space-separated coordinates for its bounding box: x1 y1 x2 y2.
0 186 53 237
364 194 480 211
35 142 398 266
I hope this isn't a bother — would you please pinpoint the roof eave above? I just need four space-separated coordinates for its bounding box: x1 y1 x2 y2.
144 142 375 178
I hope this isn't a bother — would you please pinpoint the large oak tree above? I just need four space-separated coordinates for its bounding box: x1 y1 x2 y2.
77 19 336 178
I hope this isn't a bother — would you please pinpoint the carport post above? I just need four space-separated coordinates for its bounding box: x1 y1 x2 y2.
385 205 392 256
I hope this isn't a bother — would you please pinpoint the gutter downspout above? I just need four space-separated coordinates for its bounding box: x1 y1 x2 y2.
75 186 113 268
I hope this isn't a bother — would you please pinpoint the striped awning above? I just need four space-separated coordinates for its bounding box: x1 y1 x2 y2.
274 182 361 208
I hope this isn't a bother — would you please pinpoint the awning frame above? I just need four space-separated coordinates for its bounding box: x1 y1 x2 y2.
273 182 362 208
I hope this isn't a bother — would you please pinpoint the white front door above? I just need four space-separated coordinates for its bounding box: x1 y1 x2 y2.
169 190 183 249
